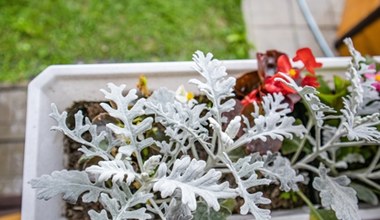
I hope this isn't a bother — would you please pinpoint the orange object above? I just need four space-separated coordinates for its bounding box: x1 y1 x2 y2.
0 212 21 220
335 0 380 55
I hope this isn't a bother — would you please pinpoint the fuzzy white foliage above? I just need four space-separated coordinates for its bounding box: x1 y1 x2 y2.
340 41 380 142
88 193 152 220
189 51 236 123
86 160 137 185
313 165 360 220
342 153 365 164
223 153 272 219
225 116 242 139
344 38 369 74
209 117 234 146
342 99 380 142
165 199 193 220
246 93 306 142
358 79 380 115
261 152 304 192
275 75 335 127
143 155 162 175
153 156 237 211
30 170 106 204
145 87 210 150
50 104 112 161
100 84 154 154
31 45 380 220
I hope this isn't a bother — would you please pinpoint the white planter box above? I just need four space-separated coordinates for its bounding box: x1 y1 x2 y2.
22 58 380 220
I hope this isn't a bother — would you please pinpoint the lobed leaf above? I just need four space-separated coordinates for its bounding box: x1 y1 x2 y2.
153 156 237 211
190 51 236 123
223 153 271 220
261 152 304 192
30 170 106 204
312 164 359 220
50 104 112 161
86 160 137 185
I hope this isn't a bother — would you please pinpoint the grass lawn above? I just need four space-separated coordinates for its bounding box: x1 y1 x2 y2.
0 0 249 83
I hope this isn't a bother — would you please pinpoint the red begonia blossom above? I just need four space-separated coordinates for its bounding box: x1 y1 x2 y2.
293 48 322 74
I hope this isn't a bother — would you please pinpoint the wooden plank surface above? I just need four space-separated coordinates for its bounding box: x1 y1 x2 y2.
336 0 380 55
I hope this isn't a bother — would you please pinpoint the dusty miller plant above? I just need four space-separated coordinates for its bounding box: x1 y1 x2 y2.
31 39 380 220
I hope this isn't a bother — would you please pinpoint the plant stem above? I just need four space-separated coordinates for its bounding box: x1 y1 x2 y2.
355 175 380 191
291 119 313 164
296 190 323 220
366 147 380 174
293 162 319 174
190 142 200 160
148 198 166 220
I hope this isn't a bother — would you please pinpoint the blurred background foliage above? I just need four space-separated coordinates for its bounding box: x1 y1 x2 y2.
0 0 251 83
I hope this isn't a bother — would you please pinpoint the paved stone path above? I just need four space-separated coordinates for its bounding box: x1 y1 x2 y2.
0 85 26 196
242 0 345 57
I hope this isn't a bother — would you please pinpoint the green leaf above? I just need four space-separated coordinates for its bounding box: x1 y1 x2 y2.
350 182 379 205
333 75 350 93
317 75 349 110
281 138 300 155
310 209 338 220
193 201 231 220
220 198 237 212
317 75 332 94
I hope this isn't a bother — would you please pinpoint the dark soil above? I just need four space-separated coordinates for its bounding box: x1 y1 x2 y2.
64 102 106 220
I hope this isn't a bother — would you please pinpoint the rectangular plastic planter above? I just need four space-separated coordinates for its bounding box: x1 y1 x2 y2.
22 58 380 220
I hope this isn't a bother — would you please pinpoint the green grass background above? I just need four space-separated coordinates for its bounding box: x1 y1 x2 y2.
0 0 249 83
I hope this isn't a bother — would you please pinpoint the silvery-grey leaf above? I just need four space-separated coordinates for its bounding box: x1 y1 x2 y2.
98 193 152 220
86 160 137 185
344 38 369 74
312 164 359 220
358 80 380 115
50 103 113 160
225 116 241 139
189 51 236 123
250 113 305 141
100 84 154 155
261 93 291 116
153 156 237 211
88 210 109 220
166 198 193 220
30 170 106 203
209 117 233 146
155 141 174 155
193 200 231 220
143 155 162 175
117 144 136 157
145 87 176 114
275 75 335 127
231 93 306 151
322 125 337 145
223 153 271 220
145 93 210 151
261 152 304 192
341 153 365 164
342 99 380 142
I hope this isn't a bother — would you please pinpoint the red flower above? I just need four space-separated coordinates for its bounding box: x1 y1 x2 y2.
241 48 321 107
277 55 292 73
301 75 320 87
293 48 322 74
277 54 300 79
241 89 261 106
263 73 296 95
